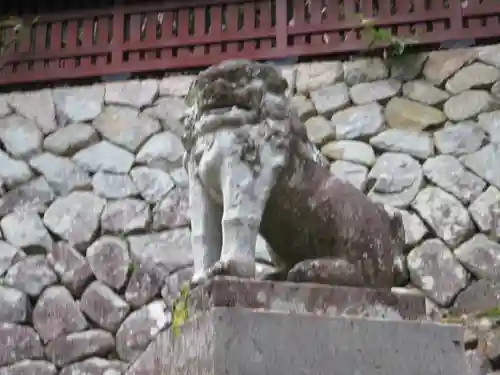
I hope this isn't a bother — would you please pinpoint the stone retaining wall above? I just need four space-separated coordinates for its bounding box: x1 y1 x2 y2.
2 44 500 374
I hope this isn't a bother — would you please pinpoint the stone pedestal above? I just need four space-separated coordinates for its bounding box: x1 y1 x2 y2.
126 278 468 375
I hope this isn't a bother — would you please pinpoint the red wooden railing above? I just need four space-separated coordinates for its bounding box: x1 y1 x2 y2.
0 0 500 86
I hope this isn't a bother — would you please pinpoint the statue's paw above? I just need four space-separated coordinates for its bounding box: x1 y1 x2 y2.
287 258 364 286
207 258 256 279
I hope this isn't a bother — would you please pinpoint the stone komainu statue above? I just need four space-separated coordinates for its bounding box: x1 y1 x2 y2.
182 59 406 288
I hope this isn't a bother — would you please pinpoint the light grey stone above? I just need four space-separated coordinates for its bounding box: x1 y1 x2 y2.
0 285 29 323
309 83 350 117
9 89 56 134
434 121 486 156
135 131 185 170
422 155 486 204
477 44 500 68
0 241 23 276
0 95 11 118
130 167 175 204
43 192 106 250
92 172 139 199
455 234 500 282
0 150 33 189
0 324 44 366
159 75 195 96
29 152 91 195
304 116 335 145
116 300 170 362
43 123 99 156
343 58 388 85
128 228 192 275
452 279 500 315
461 144 500 190
80 281 130 332
369 129 434 160
290 95 317 122
349 79 401 105
142 96 187 138
32 286 88 343
402 80 450 105
468 186 500 238
72 141 135 174
367 153 423 208
0 177 55 217
59 358 127 375
466 349 493 375
423 48 477 85
407 238 469 306
321 140 375 167
52 85 104 124
0 360 56 375
160 267 194 309
0 210 53 253
125 262 164 309
444 90 497 122
411 187 474 248
478 110 500 144
446 63 500 94
93 106 161 152
329 161 368 191
383 206 428 248
385 97 446 131
295 61 343 93
86 236 131 290
152 187 189 231
332 102 384 140
0 115 43 159
104 79 158 108
101 199 151 235
4 255 57 297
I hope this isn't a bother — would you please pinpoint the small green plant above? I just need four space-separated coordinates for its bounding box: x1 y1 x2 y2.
171 284 190 337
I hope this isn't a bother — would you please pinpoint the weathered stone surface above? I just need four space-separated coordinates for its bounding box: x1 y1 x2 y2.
434 121 486 156
45 329 115 367
152 187 189 231
329 161 368 191
309 83 350 117
402 80 450 105
80 281 130 332
349 79 401 105
1 210 53 253
343 58 388 85
369 128 434 160
446 63 500 94
160 266 194 309
0 115 43 159
423 49 477 85
383 205 428 249
461 144 500 190
0 177 55 217
407 238 469 306
466 349 493 375
59 357 127 375
116 300 170 362
130 167 175 204
477 44 500 68
304 116 335 144
125 263 163 309
72 141 135 174
52 85 104 124
455 234 500 282
0 150 33 189
87 236 130 290
452 279 500 315
0 241 23 276
93 106 160 152
295 61 343 93
321 140 375 167
104 79 158 108
29 153 91 195
43 123 99 156
101 199 151 235
422 155 486 204
0 360 57 375
390 53 427 81
411 187 474 248
385 97 446 131
367 152 423 208
444 90 497 121
43 192 106 250
135 131 185 171
128 229 192 275
468 186 500 238
92 172 139 199
0 323 44 366
33 286 88 343
290 95 316 122
142 96 186 137
4 256 57 297
46 241 93 295
0 95 11 118
478 110 500 144
9 89 56 134
0 285 29 323
332 102 384 140
159 74 194 96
